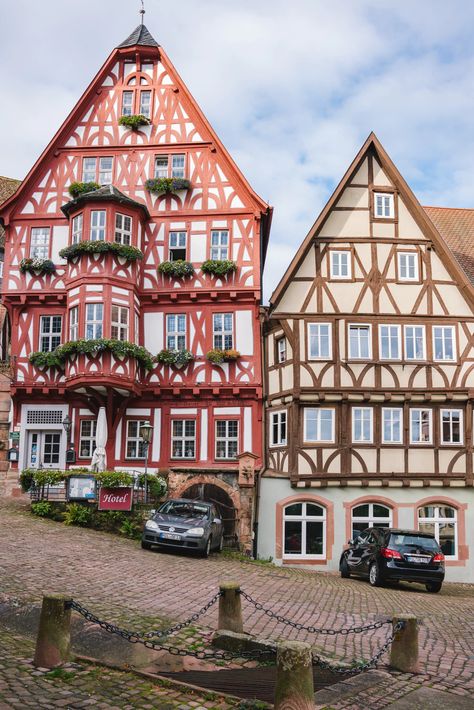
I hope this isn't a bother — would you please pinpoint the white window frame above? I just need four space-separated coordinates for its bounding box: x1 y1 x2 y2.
433 326 456 362
330 250 351 280
398 252 419 282
171 419 196 459
382 408 403 444
213 313 233 350
210 230 229 260
72 214 83 244
283 502 327 560
277 337 287 364
374 192 394 218
111 305 129 341
410 408 432 445
39 315 62 352
404 325 426 361
121 90 134 117
348 324 372 360
352 407 373 444
98 157 113 184
379 324 401 360
308 323 332 360
270 410 287 447
351 503 392 539
82 157 97 183
169 231 187 261
154 154 186 179
440 409 463 446
418 505 457 560
30 227 50 259
114 213 132 245
166 314 186 351
85 303 103 340
126 420 147 459
69 306 79 342
90 210 106 241
139 90 152 118
303 408 335 443
215 420 239 460
79 420 97 459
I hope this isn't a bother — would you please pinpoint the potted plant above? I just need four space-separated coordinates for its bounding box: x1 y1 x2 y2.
201 259 237 277
59 240 143 263
68 182 101 198
155 349 195 367
119 114 151 130
145 177 191 194
29 339 155 371
157 260 194 278
206 348 241 364
19 258 56 275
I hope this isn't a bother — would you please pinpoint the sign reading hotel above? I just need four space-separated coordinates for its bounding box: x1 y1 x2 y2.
98 487 133 511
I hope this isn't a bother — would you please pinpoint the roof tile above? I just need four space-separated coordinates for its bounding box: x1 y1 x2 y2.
423 206 474 286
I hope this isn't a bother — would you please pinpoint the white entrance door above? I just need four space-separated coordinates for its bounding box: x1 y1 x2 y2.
27 431 62 468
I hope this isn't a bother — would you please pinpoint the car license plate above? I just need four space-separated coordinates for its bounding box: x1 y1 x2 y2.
160 532 181 541
407 556 430 564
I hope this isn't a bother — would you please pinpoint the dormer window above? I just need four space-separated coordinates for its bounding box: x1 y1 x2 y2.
115 214 132 245
154 154 186 179
90 210 106 241
82 157 113 185
374 192 394 219
169 231 187 261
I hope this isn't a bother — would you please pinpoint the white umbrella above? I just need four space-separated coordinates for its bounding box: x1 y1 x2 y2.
91 406 107 472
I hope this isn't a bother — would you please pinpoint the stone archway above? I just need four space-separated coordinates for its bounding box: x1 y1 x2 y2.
173 476 240 544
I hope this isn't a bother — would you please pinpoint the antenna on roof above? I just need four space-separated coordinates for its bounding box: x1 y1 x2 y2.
139 0 145 24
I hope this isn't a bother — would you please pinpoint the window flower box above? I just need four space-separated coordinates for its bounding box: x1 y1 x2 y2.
206 349 241 364
201 259 237 277
19 258 56 275
145 178 191 194
157 260 194 278
155 349 195 367
119 114 151 130
68 182 101 199
29 339 154 371
59 241 143 262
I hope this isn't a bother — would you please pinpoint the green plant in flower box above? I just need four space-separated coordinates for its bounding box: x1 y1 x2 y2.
155 349 194 367
206 349 241 364
59 240 143 262
201 259 237 277
19 258 56 275
68 182 101 198
157 260 194 278
119 114 151 129
145 177 191 194
29 339 155 371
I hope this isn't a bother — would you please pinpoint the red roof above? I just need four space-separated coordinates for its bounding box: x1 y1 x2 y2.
424 206 474 286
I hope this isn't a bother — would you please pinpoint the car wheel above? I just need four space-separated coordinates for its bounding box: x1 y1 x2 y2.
340 558 350 579
369 562 382 587
201 536 212 558
426 582 442 593
141 541 152 551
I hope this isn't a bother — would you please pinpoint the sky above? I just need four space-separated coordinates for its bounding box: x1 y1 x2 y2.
0 0 473 299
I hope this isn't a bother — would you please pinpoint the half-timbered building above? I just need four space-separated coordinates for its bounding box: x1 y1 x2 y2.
258 133 474 581
0 24 271 546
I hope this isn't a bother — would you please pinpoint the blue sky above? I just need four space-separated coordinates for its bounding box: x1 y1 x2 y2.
1 0 473 298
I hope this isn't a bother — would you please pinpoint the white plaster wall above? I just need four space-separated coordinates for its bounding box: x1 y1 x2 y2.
144 312 163 352
51 226 69 263
235 311 254 355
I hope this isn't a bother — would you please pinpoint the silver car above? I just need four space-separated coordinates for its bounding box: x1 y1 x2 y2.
141 498 224 557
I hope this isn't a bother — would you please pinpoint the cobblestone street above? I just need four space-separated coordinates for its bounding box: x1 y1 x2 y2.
1 500 473 708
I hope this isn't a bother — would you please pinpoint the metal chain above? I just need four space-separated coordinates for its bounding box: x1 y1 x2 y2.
239 590 391 635
313 620 406 675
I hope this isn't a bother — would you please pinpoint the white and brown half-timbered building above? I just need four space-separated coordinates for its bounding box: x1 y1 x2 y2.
258 133 474 581
0 24 271 546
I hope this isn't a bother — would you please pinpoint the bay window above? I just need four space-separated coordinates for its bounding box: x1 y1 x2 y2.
90 210 106 241
111 305 129 341
85 303 103 340
115 214 132 245
72 214 83 244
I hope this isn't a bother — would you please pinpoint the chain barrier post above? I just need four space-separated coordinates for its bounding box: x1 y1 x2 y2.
218 582 243 634
389 615 418 673
275 640 314 710
34 594 72 668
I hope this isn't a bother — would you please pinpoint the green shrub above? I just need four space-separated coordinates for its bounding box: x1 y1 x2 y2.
138 474 167 499
201 259 237 277
155 349 194 366
31 501 54 518
119 114 151 129
59 240 143 263
145 177 191 194
68 182 101 198
29 338 154 371
20 468 35 493
119 517 141 539
33 469 66 487
95 470 134 487
157 260 194 278
64 503 93 527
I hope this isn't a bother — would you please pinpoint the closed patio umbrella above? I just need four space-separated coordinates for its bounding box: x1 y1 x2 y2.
91 406 107 472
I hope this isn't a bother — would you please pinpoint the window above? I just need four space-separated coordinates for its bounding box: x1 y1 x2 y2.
98 157 113 184
115 214 132 245
379 325 400 360
85 303 103 340
169 232 187 261
139 90 151 118
382 408 403 444
213 313 233 350
349 324 371 359
171 420 196 458
304 409 334 443
111 306 129 341
69 306 79 341
210 230 229 260
283 502 326 558
126 420 147 458
154 154 185 179
418 505 457 558
404 326 425 360
433 326 455 361
30 227 50 259
410 409 432 444
40 316 62 352
166 314 186 350
79 420 97 458
82 157 113 184
277 337 287 363
82 158 96 183
398 252 419 281
270 411 287 446
374 192 394 218
215 420 239 459
441 409 463 445
122 91 134 116
308 323 331 359
352 503 392 539
330 251 351 279
90 210 106 241
72 214 83 244
352 408 373 443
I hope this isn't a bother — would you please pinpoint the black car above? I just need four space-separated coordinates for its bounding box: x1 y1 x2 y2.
339 527 445 593
141 498 224 557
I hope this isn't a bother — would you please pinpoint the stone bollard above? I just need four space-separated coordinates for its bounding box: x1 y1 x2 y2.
274 640 314 710
389 614 419 673
34 594 72 668
218 582 243 634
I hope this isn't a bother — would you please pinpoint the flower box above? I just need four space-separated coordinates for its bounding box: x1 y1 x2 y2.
201 259 237 277
68 182 101 199
119 114 151 130
20 258 56 275
155 349 195 367
157 260 194 278
206 349 241 364
145 178 191 194
59 241 143 262
29 339 154 371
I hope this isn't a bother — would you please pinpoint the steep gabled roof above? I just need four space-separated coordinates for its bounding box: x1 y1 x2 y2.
61 184 150 218
270 132 474 311
0 176 21 248
424 206 474 286
117 24 159 49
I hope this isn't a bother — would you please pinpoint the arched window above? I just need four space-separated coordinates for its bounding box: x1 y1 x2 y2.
283 502 326 559
418 505 457 558
351 503 392 539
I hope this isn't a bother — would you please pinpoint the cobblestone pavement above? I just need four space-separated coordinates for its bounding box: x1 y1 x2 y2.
1 500 474 708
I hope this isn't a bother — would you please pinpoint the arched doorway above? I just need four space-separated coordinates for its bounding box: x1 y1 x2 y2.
184 482 237 543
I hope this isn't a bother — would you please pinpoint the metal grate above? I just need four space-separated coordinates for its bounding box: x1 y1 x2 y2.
26 410 63 425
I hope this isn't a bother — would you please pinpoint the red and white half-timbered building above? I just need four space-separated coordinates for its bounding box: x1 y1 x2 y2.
0 24 271 546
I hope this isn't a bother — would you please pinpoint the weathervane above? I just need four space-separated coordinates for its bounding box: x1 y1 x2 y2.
139 0 145 24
